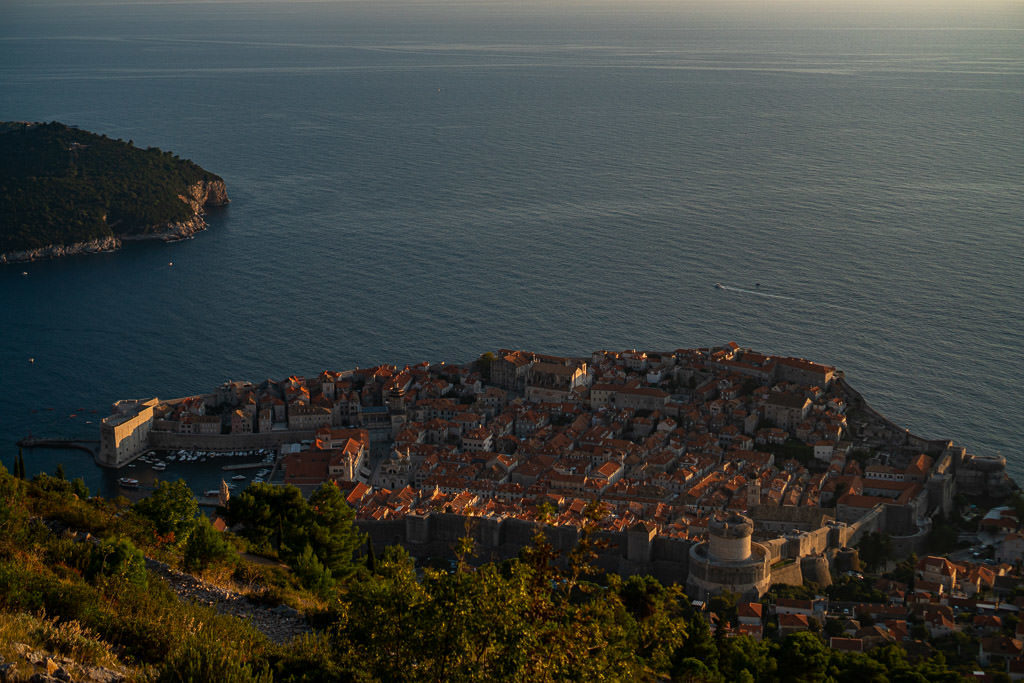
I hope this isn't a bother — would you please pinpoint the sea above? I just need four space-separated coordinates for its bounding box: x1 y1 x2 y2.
1 0 1022 498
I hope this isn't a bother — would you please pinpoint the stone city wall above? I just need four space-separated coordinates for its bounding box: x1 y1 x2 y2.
889 519 932 558
357 513 695 584
783 526 831 559
769 560 804 587
149 429 316 452
355 500 914 593
842 504 885 547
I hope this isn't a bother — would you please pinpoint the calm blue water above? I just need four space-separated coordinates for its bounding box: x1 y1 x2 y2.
1 0 1022 495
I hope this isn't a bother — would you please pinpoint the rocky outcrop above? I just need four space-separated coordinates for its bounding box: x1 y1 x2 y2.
188 178 230 209
1 180 229 263
121 178 229 242
0 236 121 264
119 214 206 243
2 646 126 683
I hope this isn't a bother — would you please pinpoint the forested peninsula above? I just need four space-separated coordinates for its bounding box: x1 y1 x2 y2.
0 122 228 263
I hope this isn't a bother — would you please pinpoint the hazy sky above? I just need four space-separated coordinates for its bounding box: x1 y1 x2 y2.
0 2 1019 31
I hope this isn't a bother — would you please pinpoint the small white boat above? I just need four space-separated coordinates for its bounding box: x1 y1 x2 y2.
153 463 167 471
118 477 140 488
714 282 724 289
232 474 246 481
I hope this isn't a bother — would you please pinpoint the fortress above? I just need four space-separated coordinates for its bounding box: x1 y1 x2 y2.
356 496 911 599
687 513 771 598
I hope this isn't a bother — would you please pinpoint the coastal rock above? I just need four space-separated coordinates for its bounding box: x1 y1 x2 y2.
175 178 230 216
0 236 121 264
0 179 229 262
193 178 230 208
122 179 230 242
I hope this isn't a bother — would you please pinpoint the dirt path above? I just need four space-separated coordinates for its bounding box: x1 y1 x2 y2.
143 557 310 644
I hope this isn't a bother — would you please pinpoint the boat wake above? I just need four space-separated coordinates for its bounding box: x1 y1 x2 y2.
714 282 861 313
715 283 794 300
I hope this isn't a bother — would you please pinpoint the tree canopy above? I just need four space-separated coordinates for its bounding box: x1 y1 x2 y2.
226 482 365 585
134 479 199 539
0 121 222 252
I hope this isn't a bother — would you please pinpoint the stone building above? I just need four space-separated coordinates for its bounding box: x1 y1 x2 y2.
524 362 588 403
98 398 159 467
686 512 771 599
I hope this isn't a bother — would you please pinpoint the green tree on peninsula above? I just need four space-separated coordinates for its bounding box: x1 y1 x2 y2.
0 121 225 253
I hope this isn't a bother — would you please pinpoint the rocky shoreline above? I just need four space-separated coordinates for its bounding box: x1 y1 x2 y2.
0 179 228 265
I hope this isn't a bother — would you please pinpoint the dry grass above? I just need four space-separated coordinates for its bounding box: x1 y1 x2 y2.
0 610 41 660
32 616 118 669
0 610 145 682
0 610 118 670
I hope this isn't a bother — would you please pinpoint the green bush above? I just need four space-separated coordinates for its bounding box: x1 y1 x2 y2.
85 536 147 587
135 479 198 539
292 544 334 597
0 559 103 625
183 515 238 572
159 636 273 683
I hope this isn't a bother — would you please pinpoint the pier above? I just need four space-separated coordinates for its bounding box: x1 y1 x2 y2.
221 462 270 471
17 437 99 458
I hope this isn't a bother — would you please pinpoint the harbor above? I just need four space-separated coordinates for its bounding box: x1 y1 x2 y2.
110 446 283 505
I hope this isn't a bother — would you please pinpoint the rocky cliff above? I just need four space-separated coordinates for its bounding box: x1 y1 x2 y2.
1 179 229 263
120 178 230 243
0 235 121 264
0 122 230 263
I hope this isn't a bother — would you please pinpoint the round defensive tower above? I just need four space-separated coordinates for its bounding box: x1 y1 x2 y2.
686 512 771 600
708 512 753 562
800 554 833 588
833 547 861 574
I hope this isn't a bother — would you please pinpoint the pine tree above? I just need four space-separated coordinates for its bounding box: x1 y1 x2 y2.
55 463 66 480
366 537 377 573
15 449 25 479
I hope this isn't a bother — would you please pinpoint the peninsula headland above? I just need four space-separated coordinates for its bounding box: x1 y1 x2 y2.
0 121 228 263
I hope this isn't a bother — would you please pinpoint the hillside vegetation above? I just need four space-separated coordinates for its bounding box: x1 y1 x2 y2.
0 462 972 682
0 122 222 252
